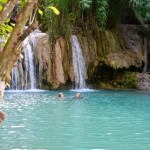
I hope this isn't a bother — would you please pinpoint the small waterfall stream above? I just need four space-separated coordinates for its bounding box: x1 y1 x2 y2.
23 35 36 89
10 30 42 90
71 35 86 89
11 67 19 90
10 62 24 90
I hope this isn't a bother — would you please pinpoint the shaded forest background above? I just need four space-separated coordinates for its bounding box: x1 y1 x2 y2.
38 0 149 36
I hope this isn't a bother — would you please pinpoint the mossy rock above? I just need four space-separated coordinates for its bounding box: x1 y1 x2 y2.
122 72 136 88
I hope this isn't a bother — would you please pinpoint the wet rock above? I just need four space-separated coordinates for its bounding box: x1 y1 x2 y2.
136 73 150 90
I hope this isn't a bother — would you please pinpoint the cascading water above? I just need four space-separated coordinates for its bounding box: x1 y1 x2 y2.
10 30 43 90
10 61 24 90
23 35 36 89
10 67 18 90
71 35 86 89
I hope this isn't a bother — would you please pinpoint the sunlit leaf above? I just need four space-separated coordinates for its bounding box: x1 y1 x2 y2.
1 42 6 48
0 0 8 4
6 25 13 32
5 18 10 23
38 8 43 16
20 0 27 7
10 23 15 27
48 6 60 15
5 83 10 88
0 5 3 11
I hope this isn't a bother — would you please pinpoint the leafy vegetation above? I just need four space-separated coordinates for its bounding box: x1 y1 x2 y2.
0 19 13 48
123 72 136 88
130 0 150 22
96 0 108 30
37 0 149 36
0 0 149 38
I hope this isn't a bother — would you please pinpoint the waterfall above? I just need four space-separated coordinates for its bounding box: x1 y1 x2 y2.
23 35 36 89
10 61 24 90
10 30 43 90
71 35 86 89
10 67 18 90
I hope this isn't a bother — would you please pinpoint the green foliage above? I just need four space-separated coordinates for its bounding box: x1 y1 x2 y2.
0 0 8 3
5 82 10 88
0 0 5 12
130 0 150 22
49 6 60 15
0 22 14 47
39 0 71 34
0 5 2 11
0 22 14 37
38 0 149 34
123 72 136 88
20 0 27 8
96 0 108 30
0 18 14 48
39 0 52 31
38 8 43 16
79 0 92 10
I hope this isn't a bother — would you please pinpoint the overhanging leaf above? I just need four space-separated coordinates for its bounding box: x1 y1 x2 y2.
5 83 10 88
48 6 60 15
1 42 6 48
0 0 8 4
0 5 3 11
38 8 43 16
10 23 15 27
5 18 10 23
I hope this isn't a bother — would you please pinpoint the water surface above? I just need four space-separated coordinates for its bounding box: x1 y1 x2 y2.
0 89 150 150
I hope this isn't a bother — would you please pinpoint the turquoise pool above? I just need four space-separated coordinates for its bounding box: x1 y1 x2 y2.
0 89 150 150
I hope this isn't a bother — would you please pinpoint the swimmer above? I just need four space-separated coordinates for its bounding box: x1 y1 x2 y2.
75 93 81 99
58 93 64 99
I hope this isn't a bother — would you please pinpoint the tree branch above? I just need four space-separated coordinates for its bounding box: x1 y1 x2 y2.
0 0 20 24
0 0 40 80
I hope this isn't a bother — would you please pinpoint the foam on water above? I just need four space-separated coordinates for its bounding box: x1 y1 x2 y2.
5 89 47 93
70 88 97 92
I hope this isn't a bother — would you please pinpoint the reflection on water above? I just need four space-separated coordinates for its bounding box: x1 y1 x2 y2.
1 90 150 150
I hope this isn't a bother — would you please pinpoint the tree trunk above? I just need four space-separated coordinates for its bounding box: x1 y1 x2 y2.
0 0 39 81
0 0 40 123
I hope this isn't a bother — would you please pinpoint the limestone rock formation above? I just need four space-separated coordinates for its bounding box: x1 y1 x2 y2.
136 73 150 90
105 50 143 69
9 25 149 90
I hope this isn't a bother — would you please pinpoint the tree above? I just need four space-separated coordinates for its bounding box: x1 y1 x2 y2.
39 0 149 35
0 0 41 123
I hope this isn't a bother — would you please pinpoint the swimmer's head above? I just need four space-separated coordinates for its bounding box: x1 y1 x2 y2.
75 93 81 99
58 93 64 98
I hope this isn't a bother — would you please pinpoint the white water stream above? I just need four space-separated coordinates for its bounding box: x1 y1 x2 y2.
71 35 86 89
